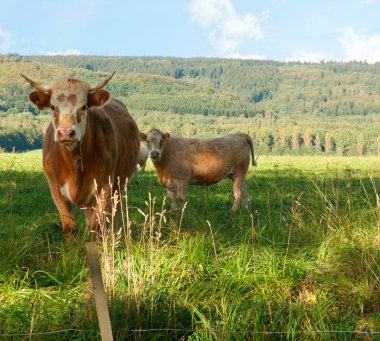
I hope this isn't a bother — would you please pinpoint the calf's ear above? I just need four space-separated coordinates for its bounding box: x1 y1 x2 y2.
163 132 170 142
88 90 110 107
28 91 51 109
140 132 147 141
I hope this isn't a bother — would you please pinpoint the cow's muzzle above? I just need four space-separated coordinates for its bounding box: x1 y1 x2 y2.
150 150 160 160
57 128 77 143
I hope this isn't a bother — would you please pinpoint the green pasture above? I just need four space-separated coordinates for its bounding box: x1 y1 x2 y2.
0 151 379 340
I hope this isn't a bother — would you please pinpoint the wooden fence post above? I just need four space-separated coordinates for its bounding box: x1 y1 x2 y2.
86 242 114 341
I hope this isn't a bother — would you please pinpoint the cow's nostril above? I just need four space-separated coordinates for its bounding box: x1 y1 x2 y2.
68 130 76 138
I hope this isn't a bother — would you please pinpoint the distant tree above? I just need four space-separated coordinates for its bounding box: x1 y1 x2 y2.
325 132 335 154
357 133 366 156
279 128 287 148
303 128 313 148
315 134 322 152
291 130 300 151
335 133 353 156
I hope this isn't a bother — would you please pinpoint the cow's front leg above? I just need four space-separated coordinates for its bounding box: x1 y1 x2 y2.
176 180 188 209
47 178 76 244
166 183 177 209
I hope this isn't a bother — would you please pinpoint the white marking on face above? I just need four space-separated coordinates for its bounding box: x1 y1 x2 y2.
60 182 73 203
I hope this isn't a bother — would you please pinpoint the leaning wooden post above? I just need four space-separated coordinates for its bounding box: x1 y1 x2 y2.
86 242 114 341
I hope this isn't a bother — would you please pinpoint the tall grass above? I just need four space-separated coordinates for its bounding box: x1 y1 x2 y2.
0 152 379 340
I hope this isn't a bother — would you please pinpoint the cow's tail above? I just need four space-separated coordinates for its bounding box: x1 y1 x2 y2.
247 135 257 167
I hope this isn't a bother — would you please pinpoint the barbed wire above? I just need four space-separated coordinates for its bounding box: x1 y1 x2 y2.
128 329 377 335
0 328 100 337
0 327 377 338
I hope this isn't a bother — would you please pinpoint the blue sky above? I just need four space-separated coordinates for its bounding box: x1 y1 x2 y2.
1 0 380 62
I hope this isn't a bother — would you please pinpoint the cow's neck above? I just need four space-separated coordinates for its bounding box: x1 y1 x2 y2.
151 151 169 186
59 143 83 178
59 122 93 178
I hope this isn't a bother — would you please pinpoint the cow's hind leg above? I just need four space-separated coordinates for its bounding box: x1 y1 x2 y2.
241 180 249 210
232 176 243 212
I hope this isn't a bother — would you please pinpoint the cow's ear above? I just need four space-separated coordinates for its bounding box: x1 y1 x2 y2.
28 91 51 110
88 90 110 107
140 132 147 141
163 132 170 142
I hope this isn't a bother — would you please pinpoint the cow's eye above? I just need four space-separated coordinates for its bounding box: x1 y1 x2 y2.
50 105 55 111
146 140 150 144
81 105 87 111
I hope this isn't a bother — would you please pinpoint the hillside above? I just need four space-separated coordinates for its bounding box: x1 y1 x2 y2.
0 54 380 155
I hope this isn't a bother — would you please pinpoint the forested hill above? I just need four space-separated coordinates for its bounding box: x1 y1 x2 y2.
0 54 380 155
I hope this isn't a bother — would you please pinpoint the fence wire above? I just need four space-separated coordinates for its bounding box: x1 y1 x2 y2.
0 327 378 338
0 328 100 337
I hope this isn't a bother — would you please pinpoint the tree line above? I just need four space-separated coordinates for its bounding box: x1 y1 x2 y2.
0 54 379 155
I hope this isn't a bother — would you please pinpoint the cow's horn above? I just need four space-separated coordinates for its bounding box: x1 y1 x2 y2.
21 74 50 93
89 71 116 92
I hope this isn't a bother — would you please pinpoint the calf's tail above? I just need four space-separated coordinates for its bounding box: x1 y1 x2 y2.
246 135 257 167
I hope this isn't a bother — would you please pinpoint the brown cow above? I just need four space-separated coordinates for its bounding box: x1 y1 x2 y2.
22 72 140 243
140 129 256 211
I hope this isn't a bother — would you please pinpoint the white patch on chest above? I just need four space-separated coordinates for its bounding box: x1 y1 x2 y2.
60 182 73 203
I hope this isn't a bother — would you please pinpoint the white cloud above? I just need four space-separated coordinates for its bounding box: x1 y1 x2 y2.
0 28 12 52
286 49 329 63
338 27 380 63
188 0 265 55
229 52 267 60
43 49 83 56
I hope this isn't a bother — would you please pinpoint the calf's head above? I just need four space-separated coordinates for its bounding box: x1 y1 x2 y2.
22 72 115 150
140 129 170 163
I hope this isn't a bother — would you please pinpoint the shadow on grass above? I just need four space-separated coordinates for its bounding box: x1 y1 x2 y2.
1 166 380 249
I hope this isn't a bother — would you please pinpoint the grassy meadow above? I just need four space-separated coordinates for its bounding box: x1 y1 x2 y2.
0 151 379 340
